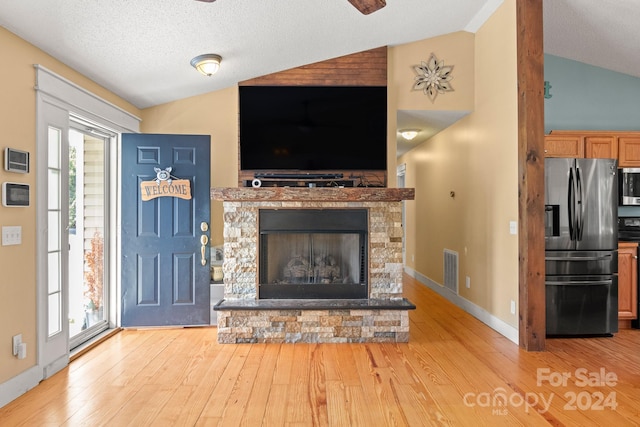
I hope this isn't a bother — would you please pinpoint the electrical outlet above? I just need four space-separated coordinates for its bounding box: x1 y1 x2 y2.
465 276 470 288
18 343 27 360
12 334 22 356
510 300 516 315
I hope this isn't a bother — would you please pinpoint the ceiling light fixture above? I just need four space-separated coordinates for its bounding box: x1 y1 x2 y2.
400 129 420 140
190 54 222 76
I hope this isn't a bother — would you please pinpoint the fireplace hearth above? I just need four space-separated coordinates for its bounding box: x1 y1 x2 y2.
211 187 415 343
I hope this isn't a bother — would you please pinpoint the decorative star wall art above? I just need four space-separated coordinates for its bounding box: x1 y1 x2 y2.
412 53 455 103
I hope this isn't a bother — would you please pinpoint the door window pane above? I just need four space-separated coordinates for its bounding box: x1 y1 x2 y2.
48 252 60 294
48 169 60 209
48 211 60 252
48 292 61 336
69 127 109 343
48 128 60 169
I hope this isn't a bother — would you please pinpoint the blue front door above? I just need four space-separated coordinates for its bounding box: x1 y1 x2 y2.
121 134 210 326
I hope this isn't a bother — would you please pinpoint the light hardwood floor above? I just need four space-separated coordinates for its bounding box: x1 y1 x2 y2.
2 274 639 426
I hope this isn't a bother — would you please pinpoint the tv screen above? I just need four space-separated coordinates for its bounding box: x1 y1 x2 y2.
239 86 387 171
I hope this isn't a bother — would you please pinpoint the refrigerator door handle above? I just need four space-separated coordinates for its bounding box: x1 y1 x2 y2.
568 167 576 240
545 280 612 286
576 165 584 240
545 255 614 261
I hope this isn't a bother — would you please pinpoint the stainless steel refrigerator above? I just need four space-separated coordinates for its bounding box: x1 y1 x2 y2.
544 158 618 336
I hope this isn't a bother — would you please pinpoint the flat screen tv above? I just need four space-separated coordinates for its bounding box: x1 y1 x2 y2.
239 86 387 172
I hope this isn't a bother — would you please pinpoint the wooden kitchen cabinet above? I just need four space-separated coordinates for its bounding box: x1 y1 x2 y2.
544 135 584 157
546 130 640 167
618 135 640 167
618 242 638 320
546 130 618 159
584 135 617 159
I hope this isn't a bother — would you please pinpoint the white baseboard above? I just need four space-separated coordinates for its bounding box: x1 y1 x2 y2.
405 266 519 345
0 365 42 409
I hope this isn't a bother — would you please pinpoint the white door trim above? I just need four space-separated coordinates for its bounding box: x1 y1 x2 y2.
34 67 140 380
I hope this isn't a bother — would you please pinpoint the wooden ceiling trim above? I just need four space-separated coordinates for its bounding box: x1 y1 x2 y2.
240 46 387 87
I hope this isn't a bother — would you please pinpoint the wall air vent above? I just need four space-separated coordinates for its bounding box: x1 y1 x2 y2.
443 249 459 294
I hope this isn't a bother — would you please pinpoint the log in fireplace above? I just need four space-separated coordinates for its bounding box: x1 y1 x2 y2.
259 209 368 299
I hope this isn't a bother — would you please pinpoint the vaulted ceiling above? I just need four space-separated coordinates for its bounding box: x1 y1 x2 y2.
1 0 637 155
0 0 502 109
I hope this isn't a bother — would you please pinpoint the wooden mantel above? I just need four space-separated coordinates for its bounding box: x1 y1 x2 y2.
210 187 415 202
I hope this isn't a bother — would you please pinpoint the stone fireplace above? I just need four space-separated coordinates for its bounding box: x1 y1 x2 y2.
211 187 415 343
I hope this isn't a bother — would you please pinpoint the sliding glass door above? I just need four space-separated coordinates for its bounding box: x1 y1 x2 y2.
43 117 112 356
68 123 111 349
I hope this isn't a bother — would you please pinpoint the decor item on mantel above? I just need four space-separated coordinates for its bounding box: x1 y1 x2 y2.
412 52 455 102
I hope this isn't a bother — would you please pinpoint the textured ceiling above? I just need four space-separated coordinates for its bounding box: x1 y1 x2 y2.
2 0 637 156
0 0 501 109
543 0 640 79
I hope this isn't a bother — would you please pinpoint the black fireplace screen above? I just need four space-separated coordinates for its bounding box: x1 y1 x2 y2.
259 209 368 299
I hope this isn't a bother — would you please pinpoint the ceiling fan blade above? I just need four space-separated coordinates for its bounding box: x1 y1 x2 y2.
347 0 386 15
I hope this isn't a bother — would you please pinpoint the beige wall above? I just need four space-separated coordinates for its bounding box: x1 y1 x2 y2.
0 26 140 384
390 31 475 112
140 88 239 247
398 0 519 327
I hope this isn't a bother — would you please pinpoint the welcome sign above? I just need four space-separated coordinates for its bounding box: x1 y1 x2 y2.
140 167 192 201
140 179 191 201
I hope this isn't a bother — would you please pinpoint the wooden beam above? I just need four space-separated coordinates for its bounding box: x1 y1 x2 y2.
517 0 545 351
239 47 387 87
347 0 386 15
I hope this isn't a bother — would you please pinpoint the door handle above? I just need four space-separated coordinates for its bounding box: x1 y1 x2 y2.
545 255 612 261
200 234 209 266
568 168 575 240
545 280 612 286
576 166 584 240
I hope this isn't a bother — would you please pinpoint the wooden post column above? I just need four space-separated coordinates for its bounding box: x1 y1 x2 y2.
517 0 545 351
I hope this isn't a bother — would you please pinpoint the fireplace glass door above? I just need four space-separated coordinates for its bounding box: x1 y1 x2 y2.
259 209 368 299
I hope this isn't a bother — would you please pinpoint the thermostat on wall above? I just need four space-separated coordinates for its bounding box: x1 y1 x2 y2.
4 148 30 173
2 182 30 207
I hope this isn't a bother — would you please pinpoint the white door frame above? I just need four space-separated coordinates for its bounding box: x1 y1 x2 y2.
396 163 407 265
35 65 140 379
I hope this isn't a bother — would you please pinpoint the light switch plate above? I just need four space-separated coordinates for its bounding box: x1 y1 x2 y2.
509 221 517 235
2 226 22 246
